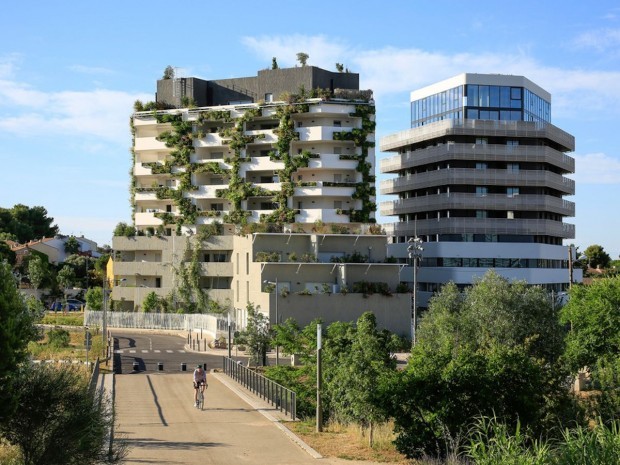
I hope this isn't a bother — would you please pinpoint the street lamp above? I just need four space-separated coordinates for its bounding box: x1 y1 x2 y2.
263 278 279 366
407 237 424 346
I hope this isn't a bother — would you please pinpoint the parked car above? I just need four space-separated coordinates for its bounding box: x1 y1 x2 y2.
49 299 85 311
65 299 85 311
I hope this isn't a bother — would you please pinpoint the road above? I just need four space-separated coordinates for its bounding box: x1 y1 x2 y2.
112 330 320 464
112 330 246 374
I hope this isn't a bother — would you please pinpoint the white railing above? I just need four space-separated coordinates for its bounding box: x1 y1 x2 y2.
84 310 219 336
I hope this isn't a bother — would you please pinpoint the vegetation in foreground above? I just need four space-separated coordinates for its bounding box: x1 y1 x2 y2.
0 261 125 465
251 271 620 463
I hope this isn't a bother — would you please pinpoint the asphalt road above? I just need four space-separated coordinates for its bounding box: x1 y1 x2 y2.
112 330 248 374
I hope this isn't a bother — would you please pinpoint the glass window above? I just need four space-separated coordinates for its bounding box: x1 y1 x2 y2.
476 162 488 170
480 110 490 119
476 210 488 218
467 109 479 119
490 86 500 106
511 88 522 99
507 187 519 197
479 86 489 107
500 87 510 107
507 163 519 171
511 111 521 120
500 110 511 120
476 137 488 145
476 186 488 197
467 85 478 107
489 111 499 120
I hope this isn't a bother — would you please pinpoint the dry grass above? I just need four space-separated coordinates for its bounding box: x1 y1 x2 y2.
285 419 415 464
0 439 21 465
28 327 103 362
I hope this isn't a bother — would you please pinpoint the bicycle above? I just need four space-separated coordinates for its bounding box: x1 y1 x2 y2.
196 382 207 410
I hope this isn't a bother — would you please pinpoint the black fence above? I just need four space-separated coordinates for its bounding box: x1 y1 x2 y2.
222 357 296 420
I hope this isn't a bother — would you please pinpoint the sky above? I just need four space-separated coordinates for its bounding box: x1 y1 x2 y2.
1 1 619 259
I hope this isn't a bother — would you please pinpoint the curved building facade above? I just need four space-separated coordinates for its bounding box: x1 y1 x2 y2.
380 73 580 306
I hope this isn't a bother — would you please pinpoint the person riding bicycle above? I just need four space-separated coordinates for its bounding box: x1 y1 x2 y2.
193 364 207 407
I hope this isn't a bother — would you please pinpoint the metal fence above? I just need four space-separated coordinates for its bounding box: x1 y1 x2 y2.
222 357 296 420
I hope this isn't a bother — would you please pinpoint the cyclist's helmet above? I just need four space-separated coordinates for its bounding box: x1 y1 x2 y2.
196 365 202 368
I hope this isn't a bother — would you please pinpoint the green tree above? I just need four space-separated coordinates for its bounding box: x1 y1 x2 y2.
335 63 344 72
27 255 48 290
0 364 126 465
163 65 174 80
237 303 271 366
0 240 16 265
57 265 76 294
0 204 59 243
64 236 81 254
0 261 40 421
584 244 612 269
561 277 620 421
391 271 572 458
271 57 278 69
85 286 104 311
112 222 136 237
324 312 396 446
296 52 309 66
561 277 620 371
142 291 160 313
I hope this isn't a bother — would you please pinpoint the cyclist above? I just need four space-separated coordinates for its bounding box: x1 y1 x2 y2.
193 364 207 407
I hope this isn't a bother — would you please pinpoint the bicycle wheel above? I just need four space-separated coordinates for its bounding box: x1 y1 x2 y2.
198 391 204 410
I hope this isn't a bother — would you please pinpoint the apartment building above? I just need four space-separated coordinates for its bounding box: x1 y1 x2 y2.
380 73 581 307
112 65 410 335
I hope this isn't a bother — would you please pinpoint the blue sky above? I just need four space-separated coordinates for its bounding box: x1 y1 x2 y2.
1 1 619 259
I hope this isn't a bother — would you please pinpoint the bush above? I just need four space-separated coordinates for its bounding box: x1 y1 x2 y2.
47 328 70 348
264 365 316 418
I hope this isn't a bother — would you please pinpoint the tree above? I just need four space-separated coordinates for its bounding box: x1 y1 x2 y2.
237 303 271 366
0 204 59 243
57 265 76 294
142 291 161 313
335 63 344 73
271 57 279 69
112 222 136 237
324 312 396 446
64 235 81 254
163 65 174 80
0 364 126 465
27 255 48 290
0 261 40 421
85 286 104 311
391 271 572 458
296 52 309 67
0 240 16 265
584 244 611 269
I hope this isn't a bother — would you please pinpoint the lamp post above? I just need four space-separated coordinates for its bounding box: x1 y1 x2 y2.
102 273 108 361
263 278 279 366
407 237 424 346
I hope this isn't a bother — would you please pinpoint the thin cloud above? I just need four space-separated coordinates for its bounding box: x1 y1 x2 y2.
241 35 620 120
573 152 620 185
573 28 620 52
69 64 115 75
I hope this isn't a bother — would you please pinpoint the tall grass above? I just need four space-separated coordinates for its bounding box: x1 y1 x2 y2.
465 416 551 465
554 420 620 465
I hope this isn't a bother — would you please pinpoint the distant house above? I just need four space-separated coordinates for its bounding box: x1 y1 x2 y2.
8 235 100 267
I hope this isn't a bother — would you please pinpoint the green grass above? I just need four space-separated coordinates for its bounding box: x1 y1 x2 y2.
41 312 84 326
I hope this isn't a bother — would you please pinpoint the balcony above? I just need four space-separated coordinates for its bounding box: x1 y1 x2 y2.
294 181 356 197
380 144 575 174
134 137 168 152
187 185 222 199
387 217 575 239
245 129 277 144
200 262 233 276
306 154 358 170
297 126 352 142
380 119 575 153
380 194 575 217
135 212 164 226
295 209 350 223
380 169 575 195
194 133 226 147
307 103 356 114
